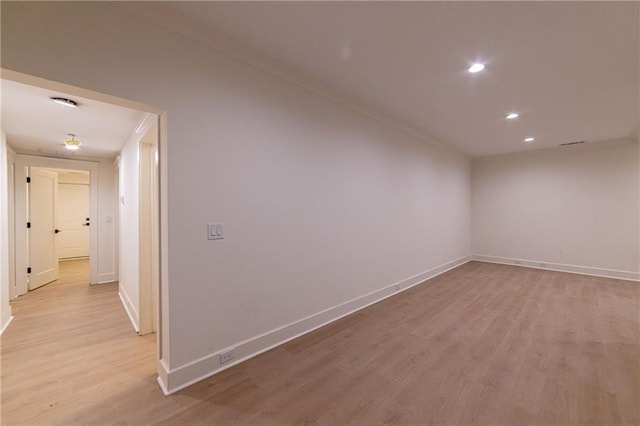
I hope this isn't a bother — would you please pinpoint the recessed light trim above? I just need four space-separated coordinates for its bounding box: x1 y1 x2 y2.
51 97 79 108
468 63 485 73
506 112 519 120
524 137 535 143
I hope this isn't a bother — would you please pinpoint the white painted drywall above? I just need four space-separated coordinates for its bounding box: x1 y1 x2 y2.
96 159 117 284
472 139 639 274
117 113 159 334
118 130 141 330
1 130 13 333
7 146 16 300
1 2 472 390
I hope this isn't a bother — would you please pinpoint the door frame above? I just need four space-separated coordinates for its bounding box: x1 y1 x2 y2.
0 67 171 382
55 176 91 260
139 121 159 335
2 67 170 386
14 156 99 295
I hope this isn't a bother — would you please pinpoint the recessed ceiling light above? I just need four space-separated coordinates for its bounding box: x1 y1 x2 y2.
506 112 519 120
524 137 535 143
468 63 485 73
51 97 79 108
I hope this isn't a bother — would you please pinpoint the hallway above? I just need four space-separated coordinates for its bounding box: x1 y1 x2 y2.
1 260 157 424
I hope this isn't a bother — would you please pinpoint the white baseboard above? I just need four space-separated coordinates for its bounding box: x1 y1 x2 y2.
118 288 140 333
98 272 116 284
472 254 640 282
157 359 171 396
0 314 14 336
160 255 471 395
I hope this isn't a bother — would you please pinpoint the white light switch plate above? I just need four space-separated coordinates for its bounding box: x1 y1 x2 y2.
208 223 224 240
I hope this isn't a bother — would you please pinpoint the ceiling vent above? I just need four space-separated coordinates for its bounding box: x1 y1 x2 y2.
559 140 586 147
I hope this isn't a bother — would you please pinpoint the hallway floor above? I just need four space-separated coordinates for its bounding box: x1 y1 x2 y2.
1 259 158 425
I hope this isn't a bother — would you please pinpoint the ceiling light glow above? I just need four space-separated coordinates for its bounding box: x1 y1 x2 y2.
64 134 82 150
51 97 79 108
468 63 485 73
506 113 519 119
524 137 535 143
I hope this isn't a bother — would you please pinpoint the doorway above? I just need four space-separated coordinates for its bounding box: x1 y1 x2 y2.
27 167 91 291
1 69 168 392
13 157 100 295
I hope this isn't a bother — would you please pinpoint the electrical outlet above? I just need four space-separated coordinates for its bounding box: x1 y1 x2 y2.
219 349 235 364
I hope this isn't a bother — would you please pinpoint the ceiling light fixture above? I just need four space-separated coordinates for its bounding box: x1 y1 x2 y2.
468 63 485 73
524 137 535 143
51 97 79 108
64 134 82 150
506 112 519 120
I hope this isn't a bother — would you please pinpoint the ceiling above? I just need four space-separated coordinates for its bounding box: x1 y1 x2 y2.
1 79 145 159
2 3 637 158
166 1 639 156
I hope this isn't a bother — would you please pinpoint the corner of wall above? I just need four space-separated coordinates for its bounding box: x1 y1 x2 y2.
471 255 640 282
156 358 171 396
1 130 13 336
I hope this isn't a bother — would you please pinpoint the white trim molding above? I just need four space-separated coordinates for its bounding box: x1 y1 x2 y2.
157 255 471 395
0 314 14 336
118 288 140 333
472 254 640 282
97 272 117 284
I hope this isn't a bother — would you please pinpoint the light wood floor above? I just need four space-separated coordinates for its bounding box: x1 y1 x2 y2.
1 261 638 425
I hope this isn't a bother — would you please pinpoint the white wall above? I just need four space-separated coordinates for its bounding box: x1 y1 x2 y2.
472 139 640 279
1 130 13 334
118 127 141 331
96 158 117 284
1 2 472 392
7 146 16 300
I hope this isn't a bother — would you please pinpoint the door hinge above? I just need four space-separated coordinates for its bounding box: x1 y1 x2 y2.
26 222 31 228
26 177 31 183
27 267 31 274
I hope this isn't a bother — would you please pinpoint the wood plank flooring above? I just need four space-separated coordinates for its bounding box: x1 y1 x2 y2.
1 260 638 425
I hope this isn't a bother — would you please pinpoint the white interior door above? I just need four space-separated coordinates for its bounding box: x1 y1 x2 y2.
57 183 90 259
28 168 59 290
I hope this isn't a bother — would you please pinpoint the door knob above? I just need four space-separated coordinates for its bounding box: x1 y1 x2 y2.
54 229 61 234
84 223 90 226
